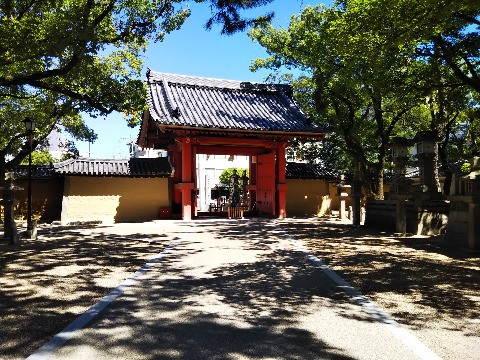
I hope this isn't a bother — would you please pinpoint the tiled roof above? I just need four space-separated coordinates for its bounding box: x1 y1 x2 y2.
146 71 325 135
13 165 56 179
53 157 173 177
286 162 341 180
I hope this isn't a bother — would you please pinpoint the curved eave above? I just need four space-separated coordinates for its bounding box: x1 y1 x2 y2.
153 122 327 140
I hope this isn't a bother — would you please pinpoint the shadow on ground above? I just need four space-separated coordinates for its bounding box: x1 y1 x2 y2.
2 219 478 359
278 218 480 333
50 221 357 359
0 224 187 359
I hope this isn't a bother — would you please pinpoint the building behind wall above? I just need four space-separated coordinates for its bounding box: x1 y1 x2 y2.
196 154 249 212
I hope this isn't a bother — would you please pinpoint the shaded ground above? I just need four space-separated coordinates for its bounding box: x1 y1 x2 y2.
277 217 480 358
0 218 479 359
47 220 378 360
0 223 184 360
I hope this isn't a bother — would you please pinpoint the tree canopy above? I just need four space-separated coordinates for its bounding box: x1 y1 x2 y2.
249 0 479 197
219 167 249 187
0 0 274 180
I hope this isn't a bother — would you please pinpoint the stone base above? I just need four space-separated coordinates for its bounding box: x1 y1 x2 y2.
365 198 449 235
23 220 37 240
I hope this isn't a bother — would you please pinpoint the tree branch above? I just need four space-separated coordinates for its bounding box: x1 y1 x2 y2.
0 92 38 100
28 79 118 114
453 12 480 26
0 54 81 87
5 104 75 170
92 0 116 27
17 0 36 21
433 35 480 93
104 1 170 43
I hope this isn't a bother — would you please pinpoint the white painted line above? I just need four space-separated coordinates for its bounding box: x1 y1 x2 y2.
26 228 193 360
275 225 442 360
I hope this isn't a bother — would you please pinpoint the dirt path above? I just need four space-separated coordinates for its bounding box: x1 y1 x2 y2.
0 221 189 359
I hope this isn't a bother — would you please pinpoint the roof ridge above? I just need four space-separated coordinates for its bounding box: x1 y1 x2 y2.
148 70 255 85
53 157 76 168
52 157 172 177
77 158 129 162
147 70 289 92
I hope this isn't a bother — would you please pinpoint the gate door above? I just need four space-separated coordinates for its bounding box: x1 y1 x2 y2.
256 152 276 215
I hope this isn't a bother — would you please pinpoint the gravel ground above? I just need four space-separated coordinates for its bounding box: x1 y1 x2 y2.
0 221 187 360
0 218 479 359
276 217 480 360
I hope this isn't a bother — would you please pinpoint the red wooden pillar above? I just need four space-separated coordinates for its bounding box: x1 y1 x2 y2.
248 155 257 210
276 144 288 219
174 137 194 220
169 145 183 216
192 146 198 217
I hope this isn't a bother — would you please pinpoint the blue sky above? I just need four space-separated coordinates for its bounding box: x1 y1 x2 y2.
76 0 327 158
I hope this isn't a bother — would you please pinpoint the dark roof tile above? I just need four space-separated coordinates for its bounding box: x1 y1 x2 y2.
13 165 55 179
286 162 341 180
53 157 172 177
146 71 325 134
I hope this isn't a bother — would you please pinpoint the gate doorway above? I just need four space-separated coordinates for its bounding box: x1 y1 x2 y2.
162 137 290 220
196 154 249 214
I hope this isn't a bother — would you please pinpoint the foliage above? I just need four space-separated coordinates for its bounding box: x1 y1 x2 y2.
19 149 54 165
334 0 480 92
203 0 274 34
250 5 422 196
0 0 274 180
461 162 472 174
19 139 80 165
219 167 249 186
58 141 81 162
249 1 480 197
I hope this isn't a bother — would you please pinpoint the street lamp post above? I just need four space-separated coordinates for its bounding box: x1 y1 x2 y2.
23 117 36 239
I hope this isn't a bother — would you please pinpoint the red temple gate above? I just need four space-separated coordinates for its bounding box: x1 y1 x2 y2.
139 71 326 220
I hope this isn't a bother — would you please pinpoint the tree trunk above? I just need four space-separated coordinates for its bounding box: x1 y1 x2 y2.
433 142 441 192
1 153 7 226
376 170 385 200
0 153 5 185
438 139 452 195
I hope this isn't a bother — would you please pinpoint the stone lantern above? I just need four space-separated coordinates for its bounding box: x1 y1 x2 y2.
349 178 364 226
334 174 351 220
446 156 480 250
387 137 415 234
389 137 409 174
240 170 249 206
388 137 413 196
1 172 23 244
462 157 480 198
229 169 241 207
413 131 441 198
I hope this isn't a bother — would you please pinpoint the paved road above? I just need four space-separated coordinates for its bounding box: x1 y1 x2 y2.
29 219 439 359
